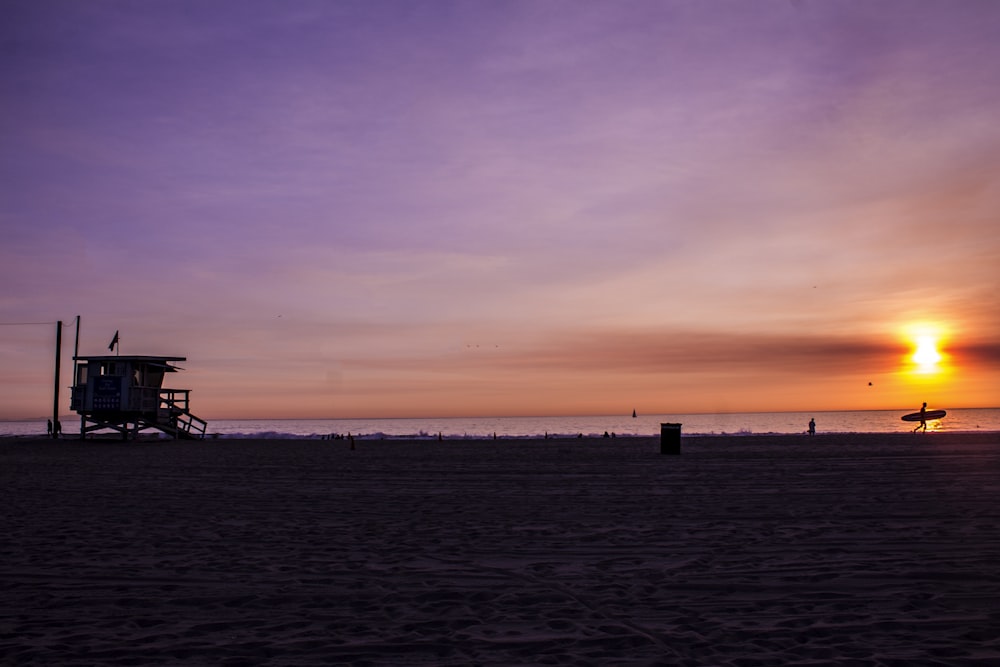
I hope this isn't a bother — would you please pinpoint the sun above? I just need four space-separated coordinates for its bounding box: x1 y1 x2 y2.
901 322 948 375
912 335 942 369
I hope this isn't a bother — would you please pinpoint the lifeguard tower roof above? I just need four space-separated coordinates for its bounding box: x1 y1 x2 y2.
74 354 186 364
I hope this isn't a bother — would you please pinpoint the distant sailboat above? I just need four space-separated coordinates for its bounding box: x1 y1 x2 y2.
632 409 637 418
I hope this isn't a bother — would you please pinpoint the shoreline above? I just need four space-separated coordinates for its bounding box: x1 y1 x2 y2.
4 407 999 440
3 429 999 446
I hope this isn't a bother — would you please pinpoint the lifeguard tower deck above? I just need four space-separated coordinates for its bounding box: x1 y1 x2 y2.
70 355 207 440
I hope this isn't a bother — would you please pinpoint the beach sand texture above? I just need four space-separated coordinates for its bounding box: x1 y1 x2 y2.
2 432 999 665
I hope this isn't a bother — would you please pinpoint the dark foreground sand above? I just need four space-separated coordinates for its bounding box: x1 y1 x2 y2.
2 432 999 666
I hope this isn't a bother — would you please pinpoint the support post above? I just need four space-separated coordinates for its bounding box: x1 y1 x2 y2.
72 315 80 390
53 320 62 439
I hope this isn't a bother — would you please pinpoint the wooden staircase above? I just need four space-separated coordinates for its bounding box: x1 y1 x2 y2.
157 390 207 439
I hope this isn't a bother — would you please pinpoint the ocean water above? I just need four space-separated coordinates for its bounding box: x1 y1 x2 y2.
3 408 999 439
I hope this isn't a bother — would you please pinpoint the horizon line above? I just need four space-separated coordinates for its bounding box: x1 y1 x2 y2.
5 406 997 423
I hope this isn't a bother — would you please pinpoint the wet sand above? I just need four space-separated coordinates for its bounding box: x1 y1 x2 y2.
2 432 999 665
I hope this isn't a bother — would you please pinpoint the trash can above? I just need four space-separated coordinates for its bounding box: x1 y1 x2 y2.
660 423 681 455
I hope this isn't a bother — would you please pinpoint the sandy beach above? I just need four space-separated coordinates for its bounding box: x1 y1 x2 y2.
2 432 998 665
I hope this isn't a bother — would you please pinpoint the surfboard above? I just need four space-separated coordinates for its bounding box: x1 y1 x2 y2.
901 409 946 422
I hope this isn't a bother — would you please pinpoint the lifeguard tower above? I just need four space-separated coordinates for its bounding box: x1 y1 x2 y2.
70 355 207 439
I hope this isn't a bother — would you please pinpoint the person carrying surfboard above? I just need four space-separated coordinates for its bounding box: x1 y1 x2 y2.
914 402 928 432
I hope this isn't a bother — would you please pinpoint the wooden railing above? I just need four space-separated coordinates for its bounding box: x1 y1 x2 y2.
158 389 190 412
68 382 207 439
158 389 206 438
173 410 208 438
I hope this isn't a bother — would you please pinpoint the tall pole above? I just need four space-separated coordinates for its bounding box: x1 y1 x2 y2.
53 320 62 439
73 316 81 440
72 315 80 387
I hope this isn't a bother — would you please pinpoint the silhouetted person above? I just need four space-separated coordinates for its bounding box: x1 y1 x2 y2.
808 418 815 435
914 402 928 432
47 419 53 438
55 420 61 438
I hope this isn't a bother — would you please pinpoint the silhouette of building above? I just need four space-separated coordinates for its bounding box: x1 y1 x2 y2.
71 355 206 440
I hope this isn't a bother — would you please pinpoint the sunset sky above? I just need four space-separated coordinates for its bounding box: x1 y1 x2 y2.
2 0 998 420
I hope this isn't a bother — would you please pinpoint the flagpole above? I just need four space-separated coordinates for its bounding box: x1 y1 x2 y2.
72 315 80 386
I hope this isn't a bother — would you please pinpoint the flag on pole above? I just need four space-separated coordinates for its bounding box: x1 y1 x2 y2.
109 330 119 352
